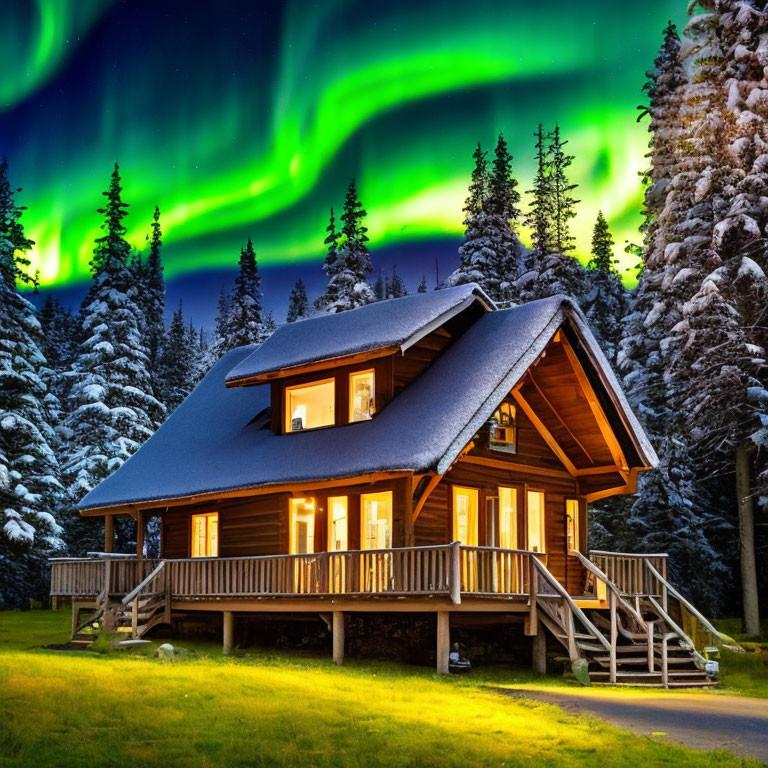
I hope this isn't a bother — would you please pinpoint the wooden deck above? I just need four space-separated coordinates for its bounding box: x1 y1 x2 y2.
49 546 730 686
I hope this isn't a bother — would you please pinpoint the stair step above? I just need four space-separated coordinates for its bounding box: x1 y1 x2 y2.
594 657 650 665
590 671 662 679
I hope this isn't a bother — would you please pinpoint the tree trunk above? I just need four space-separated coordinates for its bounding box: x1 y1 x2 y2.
736 443 760 636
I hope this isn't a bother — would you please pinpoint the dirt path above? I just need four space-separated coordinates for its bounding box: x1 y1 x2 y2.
499 688 768 763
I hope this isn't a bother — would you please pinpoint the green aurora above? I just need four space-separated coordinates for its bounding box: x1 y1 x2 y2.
2 0 685 289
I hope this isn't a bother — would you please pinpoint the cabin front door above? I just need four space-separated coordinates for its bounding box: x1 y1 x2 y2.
453 486 479 590
289 497 316 592
361 491 393 591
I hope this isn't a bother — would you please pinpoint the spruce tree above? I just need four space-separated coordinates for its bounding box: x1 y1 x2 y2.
260 311 278 340
158 301 195 414
388 265 407 298
525 124 553 256
315 181 374 312
446 143 491 289
583 212 626 363
0 158 63 606
141 206 165 396
222 237 263 350
518 126 588 304
314 208 341 311
373 268 387 301
417 274 428 293
60 164 163 553
287 278 309 322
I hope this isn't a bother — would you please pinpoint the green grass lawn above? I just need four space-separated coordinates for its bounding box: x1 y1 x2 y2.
0 610 763 768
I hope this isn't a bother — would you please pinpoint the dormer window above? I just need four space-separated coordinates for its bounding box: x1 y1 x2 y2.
285 378 335 432
350 370 375 422
489 402 517 454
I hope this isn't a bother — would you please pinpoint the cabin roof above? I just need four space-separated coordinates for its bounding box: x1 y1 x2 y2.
78 294 657 513
225 283 494 386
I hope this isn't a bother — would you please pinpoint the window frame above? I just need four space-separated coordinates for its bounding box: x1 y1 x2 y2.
327 495 349 552
289 497 316 554
284 377 336 433
360 490 393 550
566 497 582 554
190 511 219 558
525 488 546 554
497 485 520 550
489 401 517 454
348 368 376 423
451 485 479 546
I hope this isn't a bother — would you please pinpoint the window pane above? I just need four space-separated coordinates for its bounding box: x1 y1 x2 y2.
328 496 348 552
290 498 315 554
527 491 545 553
191 512 218 558
361 491 392 549
286 379 335 432
566 499 580 553
452 487 478 546
350 371 375 422
499 487 518 550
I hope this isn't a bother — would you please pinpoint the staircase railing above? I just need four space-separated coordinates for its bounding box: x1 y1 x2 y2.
589 550 668 596
122 561 168 638
530 556 610 663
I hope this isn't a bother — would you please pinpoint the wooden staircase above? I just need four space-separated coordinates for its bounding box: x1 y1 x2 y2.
531 553 724 688
69 561 171 647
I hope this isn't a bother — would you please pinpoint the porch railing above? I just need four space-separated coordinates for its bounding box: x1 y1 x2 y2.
588 550 668 597
50 545 539 602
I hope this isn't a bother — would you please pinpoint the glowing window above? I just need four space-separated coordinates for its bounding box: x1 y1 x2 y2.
566 499 580 553
349 370 376 422
289 498 316 554
452 486 479 546
191 512 218 557
527 491 546 553
285 379 335 432
361 491 392 550
490 402 517 454
498 487 518 550
328 496 348 552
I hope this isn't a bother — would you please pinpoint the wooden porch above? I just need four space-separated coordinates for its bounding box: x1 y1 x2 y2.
50 546 728 685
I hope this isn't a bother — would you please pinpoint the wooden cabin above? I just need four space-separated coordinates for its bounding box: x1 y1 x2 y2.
50 285 726 686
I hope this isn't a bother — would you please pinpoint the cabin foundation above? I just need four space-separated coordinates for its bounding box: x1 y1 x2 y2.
222 611 234 654
332 611 344 665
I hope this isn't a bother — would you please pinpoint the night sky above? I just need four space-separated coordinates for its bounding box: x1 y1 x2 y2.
3 0 685 326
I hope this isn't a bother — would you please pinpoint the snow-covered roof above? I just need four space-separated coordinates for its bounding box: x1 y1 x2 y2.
78 295 657 512
225 282 494 386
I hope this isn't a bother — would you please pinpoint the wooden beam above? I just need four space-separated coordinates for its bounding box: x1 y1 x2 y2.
527 370 595 465
573 465 622 477
226 345 400 387
458 454 572 480
80 471 413 517
104 514 114 553
412 473 443 524
512 390 577 476
135 510 145 558
583 483 630 504
222 611 234 655
436 611 450 674
532 627 547 675
560 336 629 472
332 611 344 665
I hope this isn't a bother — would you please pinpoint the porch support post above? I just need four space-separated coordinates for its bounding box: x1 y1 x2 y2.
135 510 145 558
532 627 547 676
222 611 234 655
332 611 344 665
104 514 114 553
436 611 450 675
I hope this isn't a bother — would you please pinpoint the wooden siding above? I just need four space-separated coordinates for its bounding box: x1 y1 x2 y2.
219 495 287 557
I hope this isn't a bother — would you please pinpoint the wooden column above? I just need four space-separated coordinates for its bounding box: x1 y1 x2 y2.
532 627 547 676
436 611 450 674
332 611 344 665
222 611 234 655
135 511 145 558
104 515 114 553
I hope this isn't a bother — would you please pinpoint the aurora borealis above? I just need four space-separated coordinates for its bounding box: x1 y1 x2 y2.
2 0 684 305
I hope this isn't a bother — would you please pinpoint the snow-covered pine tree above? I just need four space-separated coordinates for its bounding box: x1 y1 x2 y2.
60 164 163 553
259 311 279 341
518 126 587 304
39 296 76 374
0 158 63 607
287 279 309 322
388 265 407 298
221 236 263 351
157 301 195 414
314 207 342 311
583 212 626 363
373 268 387 301
315 181 374 312
445 143 492 290
417 274 428 293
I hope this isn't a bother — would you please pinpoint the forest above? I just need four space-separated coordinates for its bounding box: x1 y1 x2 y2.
1 2 766 637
